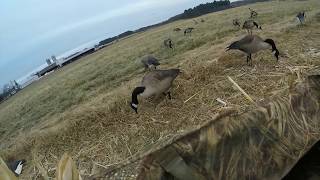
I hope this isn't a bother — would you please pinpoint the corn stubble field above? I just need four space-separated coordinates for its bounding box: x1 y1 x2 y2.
1 0 320 179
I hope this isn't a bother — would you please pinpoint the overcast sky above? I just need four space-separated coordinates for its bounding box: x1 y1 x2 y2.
0 0 234 86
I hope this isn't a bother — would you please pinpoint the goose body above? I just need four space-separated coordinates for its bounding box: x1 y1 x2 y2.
226 35 279 66
249 8 258 18
243 20 262 34
164 38 173 49
233 19 241 27
184 27 194 35
141 55 160 70
130 69 180 113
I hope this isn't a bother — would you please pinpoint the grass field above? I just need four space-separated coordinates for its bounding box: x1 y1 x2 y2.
1 0 320 178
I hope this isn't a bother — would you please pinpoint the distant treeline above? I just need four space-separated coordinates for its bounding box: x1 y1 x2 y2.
99 0 270 46
0 82 21 103
169 0 231 21
0 94 4 102
99 30 134 46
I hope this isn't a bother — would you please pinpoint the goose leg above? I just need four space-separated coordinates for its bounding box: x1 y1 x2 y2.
249 54 253 66
167 92 172 100
247 54 253 66
163 92 172 100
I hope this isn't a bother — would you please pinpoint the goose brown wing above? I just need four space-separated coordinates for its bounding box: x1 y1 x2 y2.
240 35 265 53
142 69 179 86
237 35 255 45
154 69 180 81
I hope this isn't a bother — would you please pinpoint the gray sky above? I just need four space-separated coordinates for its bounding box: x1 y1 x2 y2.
0 0 230 86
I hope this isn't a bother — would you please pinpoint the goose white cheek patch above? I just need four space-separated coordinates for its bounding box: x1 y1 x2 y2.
132 103 138 108
272 50 276 55
15 162 23 175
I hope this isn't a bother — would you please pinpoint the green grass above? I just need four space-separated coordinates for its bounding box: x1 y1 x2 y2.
1 0 320 178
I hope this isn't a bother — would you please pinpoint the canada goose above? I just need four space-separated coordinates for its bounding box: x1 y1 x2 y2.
164 38 173 49
7 159 26 176
226 35 279 66
249 8 258 18
297 11 306 25
233 19 241 28
130 69 180 113
193 19 198 25
141 55 160 70
243 20 262 34
173 28 181 32
184 27 194 36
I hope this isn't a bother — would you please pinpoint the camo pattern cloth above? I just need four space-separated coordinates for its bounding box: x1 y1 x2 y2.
136 75 320 180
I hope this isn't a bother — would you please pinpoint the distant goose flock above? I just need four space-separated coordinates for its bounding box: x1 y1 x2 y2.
128 6 307 113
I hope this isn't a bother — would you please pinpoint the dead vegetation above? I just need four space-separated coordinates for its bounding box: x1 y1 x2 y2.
0 0 320 179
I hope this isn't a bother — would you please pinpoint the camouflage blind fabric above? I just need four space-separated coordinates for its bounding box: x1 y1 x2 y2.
133 74 320 180
56 153 82 180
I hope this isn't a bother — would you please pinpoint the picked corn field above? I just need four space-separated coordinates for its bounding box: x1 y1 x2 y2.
1 0 320 179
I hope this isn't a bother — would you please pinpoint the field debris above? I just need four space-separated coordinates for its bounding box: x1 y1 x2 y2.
227 76 255 105
216 98 227 106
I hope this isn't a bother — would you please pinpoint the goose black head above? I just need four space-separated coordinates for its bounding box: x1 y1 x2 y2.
226 40 239 51
264 39 279 61
130 87 145 113
11 159 26 176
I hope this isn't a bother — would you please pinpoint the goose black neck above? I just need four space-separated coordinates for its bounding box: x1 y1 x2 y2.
253 21 258 28
132 87 145 104
264 39 277 51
